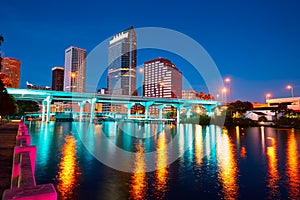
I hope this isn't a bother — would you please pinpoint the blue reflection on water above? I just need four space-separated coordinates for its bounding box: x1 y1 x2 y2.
27 121 300 200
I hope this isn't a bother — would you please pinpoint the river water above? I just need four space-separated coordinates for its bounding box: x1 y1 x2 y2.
26 121 300 200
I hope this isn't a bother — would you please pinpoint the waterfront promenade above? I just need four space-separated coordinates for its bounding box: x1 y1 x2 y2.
0 122 18 197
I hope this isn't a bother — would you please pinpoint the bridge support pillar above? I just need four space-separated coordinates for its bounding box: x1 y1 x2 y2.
204 105 213 116
89 98 97 123
156 104 165 120
78 101 86 122
46 96 52 123
141 102 154 120
41 100 46 122
125 103 135 119
173 104 182 124
186 106 192 119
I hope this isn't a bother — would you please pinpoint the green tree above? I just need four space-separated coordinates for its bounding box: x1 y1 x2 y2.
16 100 39 116
0 79 18 117
271 103 289 119
258 116 267 122
227 100 253 116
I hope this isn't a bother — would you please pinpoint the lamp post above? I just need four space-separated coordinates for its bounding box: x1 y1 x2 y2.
266 93 271 107
286 85 294 97
224 77 231 101
222 87 227 102
71 72 76 92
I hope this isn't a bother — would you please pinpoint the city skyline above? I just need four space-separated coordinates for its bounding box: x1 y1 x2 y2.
1 0 300 102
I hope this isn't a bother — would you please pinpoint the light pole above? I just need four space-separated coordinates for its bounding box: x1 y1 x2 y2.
266 93 271 107
222 87 227 102
225 77 231 101
286 85 294 97
71 72 76 91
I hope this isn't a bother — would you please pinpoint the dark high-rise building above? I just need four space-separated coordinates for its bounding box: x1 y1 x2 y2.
52 66 64 91
64 46 86 92
143 58 182 98
108 26 136 96
1 57 21 88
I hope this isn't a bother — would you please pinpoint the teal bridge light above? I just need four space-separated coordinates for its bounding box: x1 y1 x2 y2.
7 88 220 123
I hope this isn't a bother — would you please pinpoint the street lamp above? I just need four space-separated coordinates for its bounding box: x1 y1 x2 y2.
222 87 227 101
224 77 231 100
266 93 271 107
71 72 76 90
286 85 294 97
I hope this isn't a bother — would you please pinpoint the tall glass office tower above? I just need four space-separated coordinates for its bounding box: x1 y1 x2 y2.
108 26 137 96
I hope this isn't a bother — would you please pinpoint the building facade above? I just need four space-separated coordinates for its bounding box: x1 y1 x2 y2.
1 57 21 88
52 66 64 91
182 90 197 100
64 46 86 92
143 58 182 98
107 26 137 96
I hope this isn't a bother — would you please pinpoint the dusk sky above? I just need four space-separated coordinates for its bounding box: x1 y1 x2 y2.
1 0 300 102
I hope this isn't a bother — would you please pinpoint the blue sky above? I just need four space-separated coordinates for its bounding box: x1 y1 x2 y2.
1 0 300 102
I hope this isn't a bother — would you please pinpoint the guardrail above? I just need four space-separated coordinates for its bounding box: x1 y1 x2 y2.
3 120 57 200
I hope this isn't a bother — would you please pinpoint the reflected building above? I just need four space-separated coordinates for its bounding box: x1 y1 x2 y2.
64 46 86 92
0 57 21 88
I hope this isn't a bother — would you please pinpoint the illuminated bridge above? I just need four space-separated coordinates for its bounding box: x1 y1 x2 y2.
7 88 219 123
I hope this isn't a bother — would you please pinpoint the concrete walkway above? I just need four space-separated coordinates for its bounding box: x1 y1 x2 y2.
0 122 19 197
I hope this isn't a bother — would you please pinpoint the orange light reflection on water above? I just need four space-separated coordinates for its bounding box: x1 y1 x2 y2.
286 129 300 199
217 128 239 200
130 143 147 200
266 136 280 199
195 125 203 166
155 131 169 198
56 135 80 199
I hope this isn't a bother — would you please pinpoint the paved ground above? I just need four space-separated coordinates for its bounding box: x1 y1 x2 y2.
0 122 18 197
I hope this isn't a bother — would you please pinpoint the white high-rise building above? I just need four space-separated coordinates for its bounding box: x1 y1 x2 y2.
64 46 86 92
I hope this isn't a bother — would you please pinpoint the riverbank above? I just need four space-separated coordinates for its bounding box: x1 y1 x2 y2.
0 122 19 197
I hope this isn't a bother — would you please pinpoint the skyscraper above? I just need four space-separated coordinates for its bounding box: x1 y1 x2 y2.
64 46 86 92
52 66 64 91
108 26 137 96
0 57 21 88
143 58 182 99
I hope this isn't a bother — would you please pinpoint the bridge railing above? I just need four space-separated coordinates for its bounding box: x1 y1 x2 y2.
3 120 57 200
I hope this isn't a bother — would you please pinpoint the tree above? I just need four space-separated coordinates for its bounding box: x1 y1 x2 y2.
0 79 17 117
197 92 215 100
227 100 253 116
16 100 39 115
271 103 289 119
258 116 267 122
0 73 12 87
0 35 3 71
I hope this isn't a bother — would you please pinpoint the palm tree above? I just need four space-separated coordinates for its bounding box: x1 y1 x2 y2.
0 35 4 46
0 35 4 71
